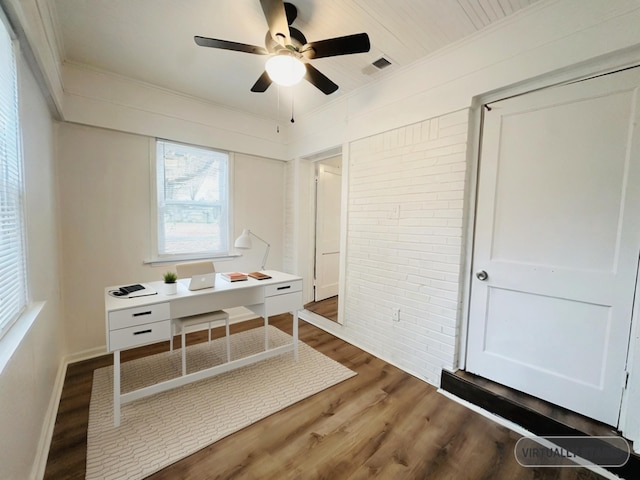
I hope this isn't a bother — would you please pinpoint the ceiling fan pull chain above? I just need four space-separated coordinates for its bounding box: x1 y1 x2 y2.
291 90 295 124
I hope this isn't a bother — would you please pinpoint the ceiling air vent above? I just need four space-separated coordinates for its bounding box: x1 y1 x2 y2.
362 56 393 76
372 57 392 70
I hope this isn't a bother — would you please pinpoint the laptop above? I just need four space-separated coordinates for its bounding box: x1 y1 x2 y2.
187 273 216 291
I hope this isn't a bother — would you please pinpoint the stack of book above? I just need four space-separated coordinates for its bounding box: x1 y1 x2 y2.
221 272 248 282
248 271 272 280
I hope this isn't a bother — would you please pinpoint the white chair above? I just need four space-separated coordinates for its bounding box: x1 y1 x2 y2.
170 261 230 375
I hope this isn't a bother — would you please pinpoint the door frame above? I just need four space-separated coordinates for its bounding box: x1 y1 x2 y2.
298 146 349 326
460 57 640 438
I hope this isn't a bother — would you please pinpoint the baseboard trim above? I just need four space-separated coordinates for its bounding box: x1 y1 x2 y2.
31 356 69 480
299 309 440 388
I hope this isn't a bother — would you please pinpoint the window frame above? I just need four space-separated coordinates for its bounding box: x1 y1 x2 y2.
150 138 234 264
0 11 27 342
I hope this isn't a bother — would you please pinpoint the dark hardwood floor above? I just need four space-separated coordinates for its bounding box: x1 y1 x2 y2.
45 316 605 479
305 295 338 322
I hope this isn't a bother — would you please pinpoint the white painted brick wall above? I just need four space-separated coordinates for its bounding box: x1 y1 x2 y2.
344 109 469 385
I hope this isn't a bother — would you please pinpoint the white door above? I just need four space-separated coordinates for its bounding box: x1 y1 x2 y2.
315 163 341 301
467 68 640 426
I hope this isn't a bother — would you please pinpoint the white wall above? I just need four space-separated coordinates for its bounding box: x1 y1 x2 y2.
0 54 63 479
57 123 286 355
231 153 286 273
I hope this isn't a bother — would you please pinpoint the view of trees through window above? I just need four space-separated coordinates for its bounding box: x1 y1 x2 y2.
156 140 229 256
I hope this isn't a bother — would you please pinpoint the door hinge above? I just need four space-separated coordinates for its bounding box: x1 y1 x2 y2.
624 371 630 390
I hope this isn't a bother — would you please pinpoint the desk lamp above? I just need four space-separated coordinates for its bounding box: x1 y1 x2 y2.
234 229 270 270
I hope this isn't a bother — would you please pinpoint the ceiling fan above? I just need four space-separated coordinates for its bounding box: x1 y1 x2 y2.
194 0 371 95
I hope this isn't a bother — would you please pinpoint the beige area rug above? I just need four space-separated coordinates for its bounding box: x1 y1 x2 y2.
86 326 356 480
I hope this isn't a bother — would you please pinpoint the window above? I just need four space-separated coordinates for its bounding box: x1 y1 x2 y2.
155 140 230 260
0 16 26 340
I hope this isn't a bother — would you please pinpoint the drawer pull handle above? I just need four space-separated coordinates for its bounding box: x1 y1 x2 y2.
277 286 291 290
133 329 152 335
133 311 152 317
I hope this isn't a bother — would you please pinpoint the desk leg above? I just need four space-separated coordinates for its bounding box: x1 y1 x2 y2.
114 350 121 427
181 328 187 376
264 316 269 350
293 311 299 362
225 318 231 362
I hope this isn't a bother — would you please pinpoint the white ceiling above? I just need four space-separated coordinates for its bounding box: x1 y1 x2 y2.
51 0 542 121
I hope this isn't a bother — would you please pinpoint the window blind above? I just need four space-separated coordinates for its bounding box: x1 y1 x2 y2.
0 17 26 340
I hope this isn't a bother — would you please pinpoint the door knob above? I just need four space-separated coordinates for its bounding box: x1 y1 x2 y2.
476 270 488 281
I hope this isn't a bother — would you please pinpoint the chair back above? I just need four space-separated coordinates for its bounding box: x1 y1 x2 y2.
175 261 215 279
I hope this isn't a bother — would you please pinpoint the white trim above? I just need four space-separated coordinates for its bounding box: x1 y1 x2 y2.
620 237 640 451
0 301 43 375
32 353 68 480
143 253 240 267
337 142 349 325
64 346 107 365
148 136 158 262
457 107 477 370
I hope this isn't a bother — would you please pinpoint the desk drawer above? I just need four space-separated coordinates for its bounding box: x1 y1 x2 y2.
109 302 170 331
265 280 302 298
109 320 171 351
265 290 303 316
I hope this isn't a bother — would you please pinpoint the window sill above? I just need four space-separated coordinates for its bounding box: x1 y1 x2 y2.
144 253 241 267
0 301 45 375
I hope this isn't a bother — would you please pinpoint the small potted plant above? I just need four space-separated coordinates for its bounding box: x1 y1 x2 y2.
163 271 178 295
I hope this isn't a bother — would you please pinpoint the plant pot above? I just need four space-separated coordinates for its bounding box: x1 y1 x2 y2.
164 282 177 295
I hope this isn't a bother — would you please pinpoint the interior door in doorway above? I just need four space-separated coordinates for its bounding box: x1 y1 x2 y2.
467 67 640 426
315 162 341 301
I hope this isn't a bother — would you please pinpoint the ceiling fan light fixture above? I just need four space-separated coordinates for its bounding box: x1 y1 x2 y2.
265 53 305 86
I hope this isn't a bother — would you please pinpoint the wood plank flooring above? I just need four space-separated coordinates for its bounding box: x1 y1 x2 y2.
44 316 605 479
305 296 338 322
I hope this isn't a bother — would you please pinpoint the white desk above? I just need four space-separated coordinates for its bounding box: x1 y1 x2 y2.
104 270 302 426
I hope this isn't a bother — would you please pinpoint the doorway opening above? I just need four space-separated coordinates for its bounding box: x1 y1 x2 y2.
305 153 342 323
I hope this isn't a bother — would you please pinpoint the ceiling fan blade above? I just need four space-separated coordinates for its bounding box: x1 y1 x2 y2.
304 64 338 95
260 0 291 46
284 2 297 25
194 36 268 55
250 71 273 93
302 33 371 59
